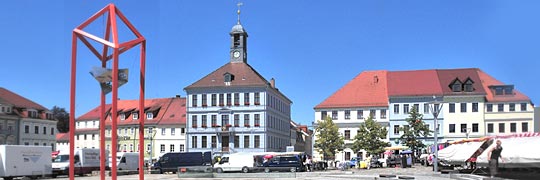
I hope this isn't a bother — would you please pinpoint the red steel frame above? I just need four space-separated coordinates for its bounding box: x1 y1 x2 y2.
69 4 146 180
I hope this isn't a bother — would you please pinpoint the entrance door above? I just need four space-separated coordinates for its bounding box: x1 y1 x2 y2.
222 136 229 152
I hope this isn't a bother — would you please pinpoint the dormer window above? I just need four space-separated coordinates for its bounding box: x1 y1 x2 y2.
490 85 514 96
495 87 503 95
463 78 474 92
28 110 38 118
449 78 463 92
504 86 513 95
132 112 139 120
120 113 126 120
224 72 235 86
146 112 154 120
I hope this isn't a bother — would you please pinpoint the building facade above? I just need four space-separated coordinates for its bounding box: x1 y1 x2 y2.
314 68 535 162
68 96 187 162
0 87 57 149
185 15 293 155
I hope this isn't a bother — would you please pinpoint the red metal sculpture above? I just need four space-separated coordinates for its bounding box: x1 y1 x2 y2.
70 4 146 180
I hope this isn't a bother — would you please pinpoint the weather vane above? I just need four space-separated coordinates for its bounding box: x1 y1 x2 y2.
237 2 243 24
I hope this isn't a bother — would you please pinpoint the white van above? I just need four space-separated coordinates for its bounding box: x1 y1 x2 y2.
214 152 257 173
110 152 139 170
0 145 52 180
52 148 109 177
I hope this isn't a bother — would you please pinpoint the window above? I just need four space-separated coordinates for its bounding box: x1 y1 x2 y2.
394 104 400 114
169 144 175 152
403 104 409 114
424 104 430 114
380 109 387 119
51 127 54 135
321 111 327 120
460 124 467 133
370 110 376 118
211 115 217 127
244 114 250 127
192 115 197 128
211 136 217 148
201 136 207 148
147 112 153 119
495 87 503 95
211 94 217 106
452 82 462 92
510 123 516 133
522 122 528 132
504 86 513 95
181 128 185 134
461 103 467 113
497 104 504 112
226 93 232 106
393 125 399 135
202 94 208 106
254 135 260 148
254 114 260 126
219 94 224 106
254 92 260 105
487 123 494 133
192 94 198 107
499 123 505 133
234 93 240 106
133 112 138 120
521 103 527 111
413 104 419 112
331 111 337 120
509 103 515 112
244 136 250 148
43 127 47 134
192 136 198 148
449 124 455 133
179 144 185 152
171 128 175 135
25 125 29 133
464 81 473 92
472 123 479 133
146 144 151 152
35 126 39 134
487 104 493 112
160 144 165 153
357 110 363 119
449 103 455 113
222 115 230 127
202 115 207 128
234 114 240 127
344 130 350 140
120 113 126 120
472 103 478 112
244 93 250 105
92 134 95 140
131 127 134 134
344 110 350 120
234 136 240 148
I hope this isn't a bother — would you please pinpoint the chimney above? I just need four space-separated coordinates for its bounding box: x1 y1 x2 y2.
374 75 379 84
175 94 181 98
270 78 275 88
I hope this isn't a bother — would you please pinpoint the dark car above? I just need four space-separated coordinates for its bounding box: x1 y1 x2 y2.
153 152 211 174
263 155 304 173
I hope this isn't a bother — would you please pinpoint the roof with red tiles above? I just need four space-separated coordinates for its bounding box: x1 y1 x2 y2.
76 97 186 126
315 70 389 109
0 87 48 110
435 68 486 96
387 69 443 97
185 63 270 89
476 69 531 103
56 133 69 142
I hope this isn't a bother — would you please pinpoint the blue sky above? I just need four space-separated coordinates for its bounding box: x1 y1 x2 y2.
1 1 538 126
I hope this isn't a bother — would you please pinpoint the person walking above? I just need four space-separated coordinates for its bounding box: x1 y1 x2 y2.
487 140 504 178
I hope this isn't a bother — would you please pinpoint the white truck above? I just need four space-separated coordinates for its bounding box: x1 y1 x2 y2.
109 152 139 171
0 145 52 180
52 148 109 177
214 152 258 173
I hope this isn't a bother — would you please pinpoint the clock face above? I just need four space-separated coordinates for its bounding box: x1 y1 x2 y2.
233 51 240 58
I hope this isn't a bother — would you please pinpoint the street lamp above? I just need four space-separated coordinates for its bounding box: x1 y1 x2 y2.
429 98 443 172
146 128 156 165
464 128 471 139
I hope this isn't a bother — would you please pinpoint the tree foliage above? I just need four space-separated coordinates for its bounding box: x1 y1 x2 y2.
352 115 390 155
52 106 70 133
398 106 432 156
315 116 344 160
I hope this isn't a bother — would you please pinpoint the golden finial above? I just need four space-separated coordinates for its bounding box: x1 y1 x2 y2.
236 2 243 24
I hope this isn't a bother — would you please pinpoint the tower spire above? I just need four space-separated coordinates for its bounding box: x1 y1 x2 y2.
237 2 243 24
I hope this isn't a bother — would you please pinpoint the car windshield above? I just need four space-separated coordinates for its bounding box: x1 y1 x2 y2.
53 155 70 162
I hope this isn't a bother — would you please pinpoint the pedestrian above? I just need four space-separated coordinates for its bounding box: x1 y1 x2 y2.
307 156 312 172
487 140 504 178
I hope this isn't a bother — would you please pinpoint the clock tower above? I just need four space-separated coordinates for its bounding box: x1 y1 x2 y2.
230 3 248 63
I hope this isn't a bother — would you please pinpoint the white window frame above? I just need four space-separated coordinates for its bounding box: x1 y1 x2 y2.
146 112 153 120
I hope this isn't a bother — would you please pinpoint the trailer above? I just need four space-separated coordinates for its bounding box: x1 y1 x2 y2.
0 145 52 180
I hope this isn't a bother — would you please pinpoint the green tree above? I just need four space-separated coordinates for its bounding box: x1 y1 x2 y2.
315 116 344 161
398 106 432 163
352 115 390 156
52 106 70 133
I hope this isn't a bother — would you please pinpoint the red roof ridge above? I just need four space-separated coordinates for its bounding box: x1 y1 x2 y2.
0 87 48 110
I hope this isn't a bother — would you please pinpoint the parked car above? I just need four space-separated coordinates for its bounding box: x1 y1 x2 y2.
263 155 304 173
349 157 361 168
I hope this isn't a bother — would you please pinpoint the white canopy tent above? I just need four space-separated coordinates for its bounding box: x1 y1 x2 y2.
476 136 540 168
